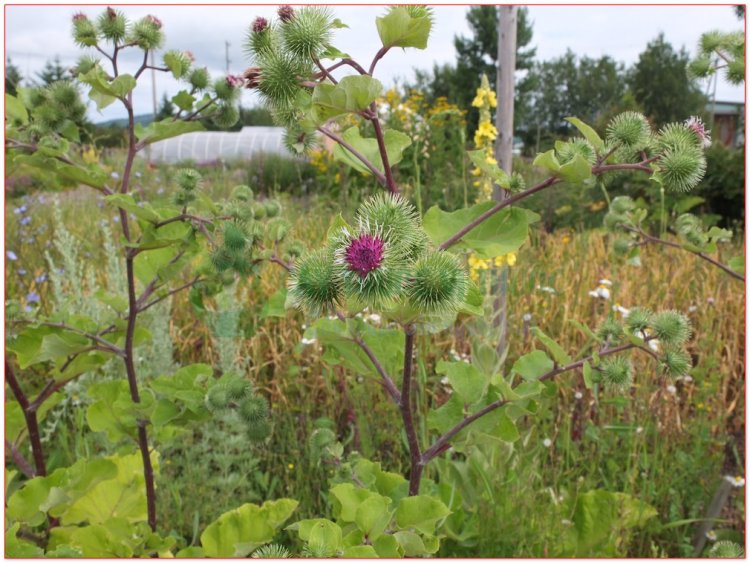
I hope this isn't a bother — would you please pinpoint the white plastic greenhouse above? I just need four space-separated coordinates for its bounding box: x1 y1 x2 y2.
145 126 290 164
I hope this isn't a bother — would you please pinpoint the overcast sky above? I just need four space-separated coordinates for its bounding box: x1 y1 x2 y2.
5 4 745 123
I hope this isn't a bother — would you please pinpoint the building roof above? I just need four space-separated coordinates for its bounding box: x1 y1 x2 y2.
709 101 745 115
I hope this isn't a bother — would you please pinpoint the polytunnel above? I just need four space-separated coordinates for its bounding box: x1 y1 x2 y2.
143 126 292 164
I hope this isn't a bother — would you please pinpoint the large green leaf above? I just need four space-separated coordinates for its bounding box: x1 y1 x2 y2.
435 361 487 404
394 495 451 535
511 350 554 381
376 6 432 49
62 453 155 525
305 318 404 382
5 94 28 125
78 68 135 110
531 327 572 364
565 117 604 150
105 194 162 223
171 90 196 112
200 499 298 557
86 380 149 441
532 149 561 174
135 119 204 145
423 202 539 259
312 75 382 122
332 126 411 176
559 153 593 183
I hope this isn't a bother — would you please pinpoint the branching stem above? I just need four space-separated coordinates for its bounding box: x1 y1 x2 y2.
624 226 744 282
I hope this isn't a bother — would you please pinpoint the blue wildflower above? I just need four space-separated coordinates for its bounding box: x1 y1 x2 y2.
20 217 31 226
35 273 47 283
26 292 40 304
111 171 120 179
6 250 18 261
18 269 27 276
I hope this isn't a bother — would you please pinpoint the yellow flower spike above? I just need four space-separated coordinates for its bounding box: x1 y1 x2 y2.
494 256 505 267
486 156 497 165
506 253 517 267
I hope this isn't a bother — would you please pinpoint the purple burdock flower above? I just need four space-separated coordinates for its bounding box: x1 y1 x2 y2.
685 116 712 149
73 12 88 22
252 16 268 33
345 234 385 278
145 14 162 28
226 74 245 88
6 250 18 261
243 67 262 89
26 292 40 304
278 5 295 22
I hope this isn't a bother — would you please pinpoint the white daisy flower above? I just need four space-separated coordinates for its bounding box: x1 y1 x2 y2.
725 475 745 488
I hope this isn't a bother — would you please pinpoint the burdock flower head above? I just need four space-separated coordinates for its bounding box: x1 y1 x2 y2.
684 116 712 149
344 234 385 277
145 14 163 28
252 16 269 33
278 5 296 23
226 74 245 88
243 67 262 89
333 226 405 308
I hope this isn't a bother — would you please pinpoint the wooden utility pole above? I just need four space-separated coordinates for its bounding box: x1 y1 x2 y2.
495 6 517 188
492 6 518 359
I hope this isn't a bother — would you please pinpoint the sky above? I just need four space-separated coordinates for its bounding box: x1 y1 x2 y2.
4 4 745 123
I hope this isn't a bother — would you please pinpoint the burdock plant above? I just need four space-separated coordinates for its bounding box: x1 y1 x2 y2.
4 8 304 555
245 8 701 556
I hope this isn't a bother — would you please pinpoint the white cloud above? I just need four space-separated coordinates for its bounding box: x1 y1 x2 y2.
5 4 743 122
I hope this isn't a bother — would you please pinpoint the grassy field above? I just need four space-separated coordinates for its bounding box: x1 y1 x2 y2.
5 160 745 557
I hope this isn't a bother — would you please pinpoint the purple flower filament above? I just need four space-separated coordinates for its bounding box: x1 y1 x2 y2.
345 235 385 278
